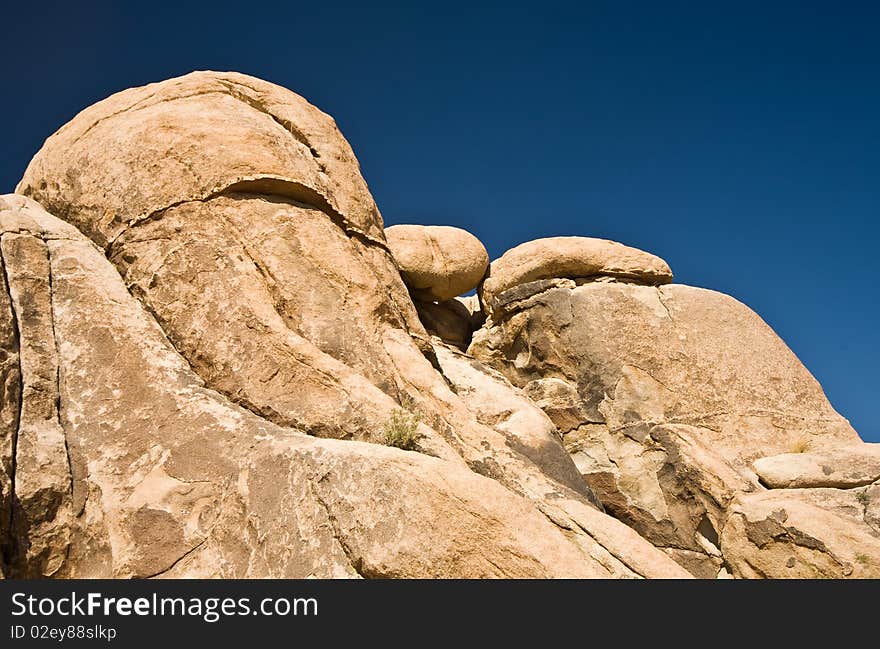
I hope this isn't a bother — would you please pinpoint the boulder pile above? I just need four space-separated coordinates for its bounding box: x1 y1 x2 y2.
384 224 488 350
1 71 876 579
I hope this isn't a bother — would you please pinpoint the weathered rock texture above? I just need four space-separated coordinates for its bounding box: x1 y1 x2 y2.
753 445 880 489
480 237 672 319
469 274 874 577
4 72 695 578
721 487 880 578
385 224 489 301
18 70 437 446
0 194 691 578
18 71 384 247
4 69 874 579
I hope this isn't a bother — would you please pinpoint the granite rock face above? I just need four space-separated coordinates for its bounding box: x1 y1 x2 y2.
3 72 691 579
4 70 874 579
0 194 688 578
469 266 873 577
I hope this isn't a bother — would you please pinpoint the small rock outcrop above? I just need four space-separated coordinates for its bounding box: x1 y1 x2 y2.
721 487 880 578
385 224 489 302
753 446 880 489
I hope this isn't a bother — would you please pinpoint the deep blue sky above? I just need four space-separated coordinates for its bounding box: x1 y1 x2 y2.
2 2 877 441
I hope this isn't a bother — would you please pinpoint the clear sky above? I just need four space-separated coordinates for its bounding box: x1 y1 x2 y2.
2 2 877 441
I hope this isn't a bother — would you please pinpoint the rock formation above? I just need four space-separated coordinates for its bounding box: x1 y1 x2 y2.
385 224 489 302
468 242 877 578
480 236 673 319
1 70 875 579
384 224 488 350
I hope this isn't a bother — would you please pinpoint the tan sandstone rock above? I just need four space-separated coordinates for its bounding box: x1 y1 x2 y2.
480 236 672 317
11 72 689 579
753 444 880 489
18 70 385 247
523 378 594 434
721 487 880 578
471 282 858 462
0 194 679 579
431 342 598 502
10 69 875 582
385 224 489 301
17 72 449 446
470 278 860 575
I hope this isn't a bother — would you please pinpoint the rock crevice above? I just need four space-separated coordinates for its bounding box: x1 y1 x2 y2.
0 225 73 577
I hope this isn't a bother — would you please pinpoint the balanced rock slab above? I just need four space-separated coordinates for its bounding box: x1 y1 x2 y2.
385 224 489 301
480 236 672 315
753 444 880 489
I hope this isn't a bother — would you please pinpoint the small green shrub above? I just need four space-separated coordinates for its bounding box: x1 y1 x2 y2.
856 490 870 506
383 408 422 451
855 553 871 567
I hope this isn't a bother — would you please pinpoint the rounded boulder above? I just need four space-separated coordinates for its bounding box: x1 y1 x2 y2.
17 70 385 247
385 224 489 301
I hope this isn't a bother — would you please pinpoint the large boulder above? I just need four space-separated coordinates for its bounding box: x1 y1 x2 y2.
17 71 442 446
0 194 688 578
13 72 526 495
17 70 384 247
385 224 489 301
11 71 689 579
15 72 548 500
470 274 861 576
